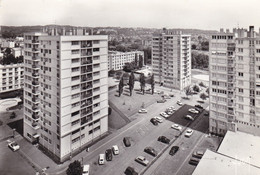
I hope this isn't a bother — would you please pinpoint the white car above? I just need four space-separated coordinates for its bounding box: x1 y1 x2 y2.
166 110 173 115
99 154 105 165
168 106 176 111
188 108 199 114
171 124 182 131
82 164 90 175
185 115 194 121
135 156 149 166
154 116 163 123
185 129 194 137
160 112 169 118
8 141 20 151
138 109 148 113
177 100 183 106
112 145 119 155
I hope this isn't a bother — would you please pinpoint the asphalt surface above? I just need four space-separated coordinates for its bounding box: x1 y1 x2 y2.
76 94 210 175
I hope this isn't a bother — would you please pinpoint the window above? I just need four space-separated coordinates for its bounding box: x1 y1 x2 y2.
72 41 79 45
256 49 260 53
238 48 243 52
71 76 80 81
71 50 79 54
238 88 243 93
238 72 244 77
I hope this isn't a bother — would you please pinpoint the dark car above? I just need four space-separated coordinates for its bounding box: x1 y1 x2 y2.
189 157 200 166
169 146 179 156
123 137 131 147
105 149 113 161
150 118 158 126
144 147 157 157
204 112 209 116
158 136 170 144
195 105 203 109
192 151 204 159
124 166 138 175
157 99 166 103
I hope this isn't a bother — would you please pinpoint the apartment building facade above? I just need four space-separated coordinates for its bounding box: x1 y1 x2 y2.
0 63 24 93
152 29 191 90
23 29 108 162
108 51 144 70
209 26 260 136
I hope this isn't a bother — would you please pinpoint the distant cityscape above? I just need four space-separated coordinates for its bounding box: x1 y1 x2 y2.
0 24 260 175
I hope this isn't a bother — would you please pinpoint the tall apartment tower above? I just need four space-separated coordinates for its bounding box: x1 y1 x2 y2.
152 29 191 90
23 28 108 162
209 26 260 136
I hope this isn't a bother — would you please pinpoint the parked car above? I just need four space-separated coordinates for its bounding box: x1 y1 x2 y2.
158 136 170 144
160 112 169 118
8 141 20 151
204 112 209 116
195 105 203 109
189 157 200 166
144 147 157 157
150 118 158 125
185 129 194 137
171 124 182 131
105 149 113 161
82 164 90 175
188 108 199 114
166 110 173 115
177 100 183 106
169 94 175 97
167 106 175 111
135 156 149 166
99 154 105 165
123 137 131 147
112 145 119 155
169 146 179 156
138 109 148 113
124 166 138 175
157 99 166 103
184 115 194 121
192 151 204 159
154 116 163 123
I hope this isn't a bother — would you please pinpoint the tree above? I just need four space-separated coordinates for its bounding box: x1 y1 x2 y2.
66 160 82 175
206 87 209 94
193 85 200 92
139 73 146 95
118 77 124 97
185 85 192 98
128 72 135 96
108 69 116 77
191 44 197 50
139 55 143 68
200 93 207 100
151 74 155 95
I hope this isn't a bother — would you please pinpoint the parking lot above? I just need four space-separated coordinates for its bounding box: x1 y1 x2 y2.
77 93 212 175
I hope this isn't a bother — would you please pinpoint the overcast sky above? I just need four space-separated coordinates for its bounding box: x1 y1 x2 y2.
1 0 260 30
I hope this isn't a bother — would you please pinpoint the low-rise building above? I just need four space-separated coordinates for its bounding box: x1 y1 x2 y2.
108 51 144 70
0 63 24 93
193 131 260 175
12 47 23 57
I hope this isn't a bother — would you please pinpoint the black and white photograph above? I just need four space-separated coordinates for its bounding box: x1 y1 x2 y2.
0 0 260 174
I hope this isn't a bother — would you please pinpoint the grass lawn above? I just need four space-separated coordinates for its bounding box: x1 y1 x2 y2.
109 81 162 118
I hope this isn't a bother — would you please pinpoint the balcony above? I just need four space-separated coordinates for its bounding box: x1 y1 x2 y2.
32 40 39 44
32 81 39 86
81 76 93 83
32 89 40 94
32 64 40 69
32 72 39 77
81 92 93 99
32 113 40 120
32 98 40 103
228 110 234 115
32 122 40 130
81 84 93 91
32 105 40 111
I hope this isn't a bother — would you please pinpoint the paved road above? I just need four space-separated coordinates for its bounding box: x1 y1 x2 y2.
77 90 209 175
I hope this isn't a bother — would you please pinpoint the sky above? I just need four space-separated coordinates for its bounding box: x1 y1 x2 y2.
0 0 260 30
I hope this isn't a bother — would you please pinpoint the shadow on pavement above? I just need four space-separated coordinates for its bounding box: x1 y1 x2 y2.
7 118 23 136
